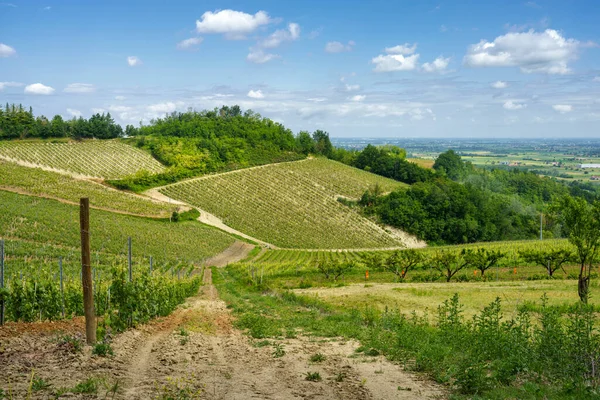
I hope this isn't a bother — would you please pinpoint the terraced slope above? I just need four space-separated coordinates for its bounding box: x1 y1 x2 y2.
0 139 165 179
0 160 174 217
160 159 406 249
284 158 406 198
0 190 235 265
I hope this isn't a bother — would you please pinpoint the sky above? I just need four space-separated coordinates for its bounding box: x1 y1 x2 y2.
1 0 600 138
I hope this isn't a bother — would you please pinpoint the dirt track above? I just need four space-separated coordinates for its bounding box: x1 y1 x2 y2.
0 267 445 399
203 241 255 267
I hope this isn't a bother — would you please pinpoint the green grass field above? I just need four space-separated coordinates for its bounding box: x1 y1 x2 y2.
0 139 165 179
160 158 407 249
0 160 174 217
0 190 235 266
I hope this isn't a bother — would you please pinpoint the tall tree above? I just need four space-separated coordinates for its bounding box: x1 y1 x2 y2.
434 150 466 180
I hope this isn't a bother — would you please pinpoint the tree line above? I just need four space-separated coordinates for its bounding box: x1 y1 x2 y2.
0 103 125 139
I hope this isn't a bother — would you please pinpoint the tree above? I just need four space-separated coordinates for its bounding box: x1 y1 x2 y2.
463 248 506 277
433 150 466 180
552 197 600 303
296 131 314 155
520 248 573 277
312 130 333 158
316 260 355 281
431 251 468 282
384 249 424 281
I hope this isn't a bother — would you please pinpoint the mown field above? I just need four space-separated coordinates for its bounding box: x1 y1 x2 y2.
0 139 165 179
0 160 174 217
160 158 407 249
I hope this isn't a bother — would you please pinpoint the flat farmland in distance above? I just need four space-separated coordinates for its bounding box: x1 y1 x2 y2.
160 158 408 249
0 139 165 179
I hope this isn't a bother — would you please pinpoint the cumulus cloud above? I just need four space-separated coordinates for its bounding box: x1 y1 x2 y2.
422 56 450 73
491 81 508 89
67 108 82 117
385 43 417 55
247 48 279 64
351 95 365 102
372 53 419 72
247 89 265 99
196 9 271 39
372 44 420 72
464 29 581 74
345 84 360 91
177 37 203 50
108 105 132 113
114 95 126 101
91 108 106 114
325 41 355 53
553 104 573 113
24 83 55 95
147 102 179 114
127 56 141 67
260 23 300 48
503 100 526 110
0 43 16 57
63 83 95 93
0 81 22 91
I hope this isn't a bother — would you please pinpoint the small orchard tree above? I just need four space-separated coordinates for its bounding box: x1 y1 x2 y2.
361 253 385 271
384 249 424 281
463 248 505 277
316 260 355 281
431 250 469 282
552 197 600 303
519 248 573 277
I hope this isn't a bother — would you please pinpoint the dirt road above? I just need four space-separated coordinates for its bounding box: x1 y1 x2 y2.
203 241 255 267
0 268 445 399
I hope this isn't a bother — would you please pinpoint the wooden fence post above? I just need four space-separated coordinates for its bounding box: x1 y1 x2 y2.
80 198 96 344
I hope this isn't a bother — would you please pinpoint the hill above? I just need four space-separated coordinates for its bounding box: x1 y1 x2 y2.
159 158 411 249
0 160 174 217
0 139 165 179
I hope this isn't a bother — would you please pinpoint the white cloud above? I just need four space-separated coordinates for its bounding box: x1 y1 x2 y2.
260 23 300 48
91 108 106 114
422 56 450 73
351 95 365 102
553 104 573 113
0 81 22 91
67 108 82 118
63 83 95 93
196 9 271 39
108 105 132 113
0 43 16 57
114 95 126 101
247 48 279 64
503 100 526 110
345 84 360 91
24 83 55 95
593 77 600 82
147 102 178 114
491 80 508 89
176 37 203 50
127 56 141 67
325 40 354 53
385 43 417 55
464 29 581 74
372 53 419 72
247 89 265 99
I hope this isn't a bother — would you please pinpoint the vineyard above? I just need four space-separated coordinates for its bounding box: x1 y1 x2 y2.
0 160 174 217
160 158 408 249
0 139 165 179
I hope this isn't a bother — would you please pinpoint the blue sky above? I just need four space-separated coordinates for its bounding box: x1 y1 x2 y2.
1 0 600 138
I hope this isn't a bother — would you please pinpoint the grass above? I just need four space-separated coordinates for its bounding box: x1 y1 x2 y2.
0 160 174 217
0 139 165 179
0 191 234 277
214 265 600 399
160 158 406 249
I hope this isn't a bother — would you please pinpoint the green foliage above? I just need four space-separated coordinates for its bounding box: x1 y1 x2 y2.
92 342 114 357
72 378 98 394
384 249 424 281
305 372 322 382
520 248 573 277
430 251 469 282
309 353 327 363
463 248 506 277
171 208 200 222
272 343 285 358
0 104 123 139
316 260 356 281
433 149 467 180
31 376 51 391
